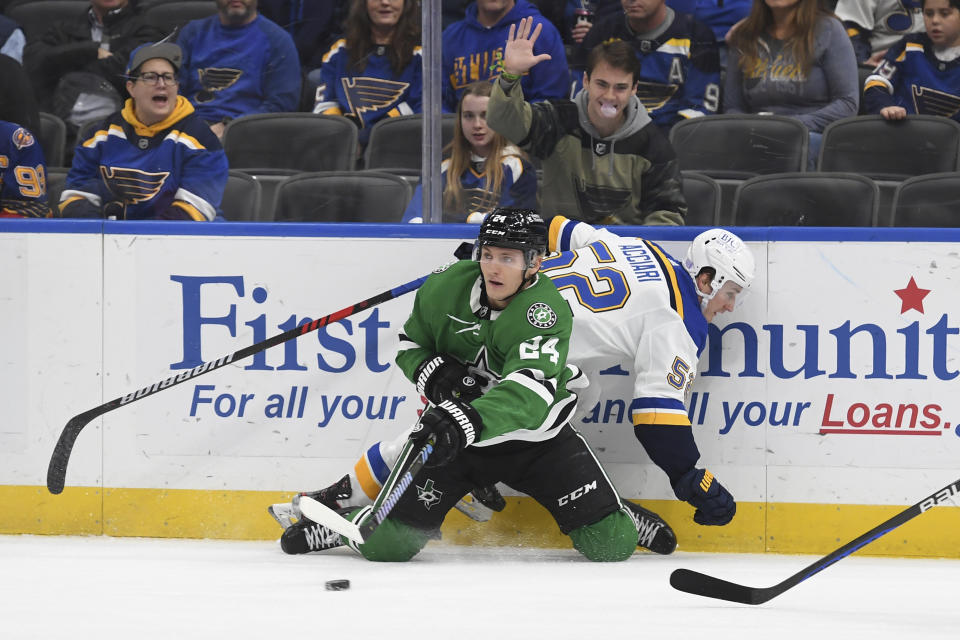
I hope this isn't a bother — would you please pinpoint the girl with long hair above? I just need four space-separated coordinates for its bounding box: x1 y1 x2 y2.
312 0 422 146
403 81 538 223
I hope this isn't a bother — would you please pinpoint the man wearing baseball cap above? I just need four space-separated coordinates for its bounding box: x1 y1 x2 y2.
58 41 228 221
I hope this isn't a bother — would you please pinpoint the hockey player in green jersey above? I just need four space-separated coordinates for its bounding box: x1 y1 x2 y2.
278 209 645 562
271 216 753 556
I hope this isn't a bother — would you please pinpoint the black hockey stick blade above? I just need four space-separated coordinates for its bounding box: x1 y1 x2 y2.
46 243 472 495
670 477 960 605
670 569 774 605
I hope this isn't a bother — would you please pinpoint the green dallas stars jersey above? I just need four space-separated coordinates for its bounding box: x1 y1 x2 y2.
396 259 582 446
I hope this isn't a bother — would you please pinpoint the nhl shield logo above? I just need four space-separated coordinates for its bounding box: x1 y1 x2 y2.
526 302 557 329
417 478 443 510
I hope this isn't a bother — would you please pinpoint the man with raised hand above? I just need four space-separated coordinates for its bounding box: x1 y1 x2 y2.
487 17 686 225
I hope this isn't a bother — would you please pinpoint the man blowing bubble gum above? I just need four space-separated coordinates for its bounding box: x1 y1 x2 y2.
484 16 688 226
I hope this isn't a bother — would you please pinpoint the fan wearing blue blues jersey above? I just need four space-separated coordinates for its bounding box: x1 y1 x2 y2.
577 0 722 132
312 0 422 147
402 81 537 223
177 0 301 139
59 42 228 221
442 0 570 112
0 121 53 218
268 219 755 555
863 0 960 121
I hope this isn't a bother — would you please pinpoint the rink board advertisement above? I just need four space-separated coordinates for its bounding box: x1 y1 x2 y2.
1 221 958 557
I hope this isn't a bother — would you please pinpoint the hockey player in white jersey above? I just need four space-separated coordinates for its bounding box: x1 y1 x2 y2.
270 216 754 555
542 216 753 528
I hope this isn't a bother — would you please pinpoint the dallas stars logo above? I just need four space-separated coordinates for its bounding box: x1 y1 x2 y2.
417 478 443 509
526 302 557 329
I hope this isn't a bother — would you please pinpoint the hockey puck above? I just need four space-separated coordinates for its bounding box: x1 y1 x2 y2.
325 579 350 591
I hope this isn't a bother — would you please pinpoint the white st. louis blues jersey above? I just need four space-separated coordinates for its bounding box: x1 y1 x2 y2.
545 216 707 430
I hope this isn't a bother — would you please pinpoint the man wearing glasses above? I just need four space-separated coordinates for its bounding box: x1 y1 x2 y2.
58 41 229 221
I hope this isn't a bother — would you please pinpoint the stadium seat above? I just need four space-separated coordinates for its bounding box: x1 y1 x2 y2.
890 173 960 227
818 115 960 179
37 112 67 168
75 119 105 146
221 170 262 221
363 114 457 171
669 114 810 176
272 171 413 223
818 115 960 225
142 0 218 35
669 114 809 225
223 113 358 172
732 172 879 227
5 1 89 41
680 171 721 227
46 166 69 208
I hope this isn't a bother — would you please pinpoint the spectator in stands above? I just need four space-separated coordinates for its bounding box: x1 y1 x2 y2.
488 23 686 225
0 13 24 63
442 0 569 112
258 0 349 70
693 0 753 67
312 0 422 147
724 0 859 167
58 42 228 221
0 120 52 218
177 0 301 139
443 0 471 29
836 0 925 67
863 0 960 121
0 54 41 135
24 0 163 116
402 81 537 223
577 0 722 133
544 1 623 45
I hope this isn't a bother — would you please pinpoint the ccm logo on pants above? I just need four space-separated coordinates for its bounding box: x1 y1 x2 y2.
558 480 597 506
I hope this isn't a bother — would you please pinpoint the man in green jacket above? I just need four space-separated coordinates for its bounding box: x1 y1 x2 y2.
487 17 687 226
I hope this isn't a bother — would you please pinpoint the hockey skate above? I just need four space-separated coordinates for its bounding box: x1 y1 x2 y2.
624 500 677 555
268 474 353 530
279 514 348 554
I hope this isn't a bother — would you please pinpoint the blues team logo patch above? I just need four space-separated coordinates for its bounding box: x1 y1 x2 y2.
526 302 557 328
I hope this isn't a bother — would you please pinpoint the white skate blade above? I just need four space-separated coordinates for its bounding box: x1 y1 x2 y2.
298 496 365 545
268 503 297 529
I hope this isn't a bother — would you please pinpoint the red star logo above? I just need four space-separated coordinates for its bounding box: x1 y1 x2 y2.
894 277 931 314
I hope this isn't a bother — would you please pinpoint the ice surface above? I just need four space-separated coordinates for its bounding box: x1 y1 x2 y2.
2 535 956 639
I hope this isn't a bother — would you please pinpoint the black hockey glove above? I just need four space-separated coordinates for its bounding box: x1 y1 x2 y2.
414 353 485 405
672 468 736 526
410 399 483 468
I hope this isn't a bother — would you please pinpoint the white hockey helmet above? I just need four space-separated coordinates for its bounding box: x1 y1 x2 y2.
683 229 755 300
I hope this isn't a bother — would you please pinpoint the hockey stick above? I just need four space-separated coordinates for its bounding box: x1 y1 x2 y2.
299 435 435 545
670 477 960 605
46 243 473 495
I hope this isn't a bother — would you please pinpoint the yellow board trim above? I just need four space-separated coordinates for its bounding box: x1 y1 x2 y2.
2 486 958 558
